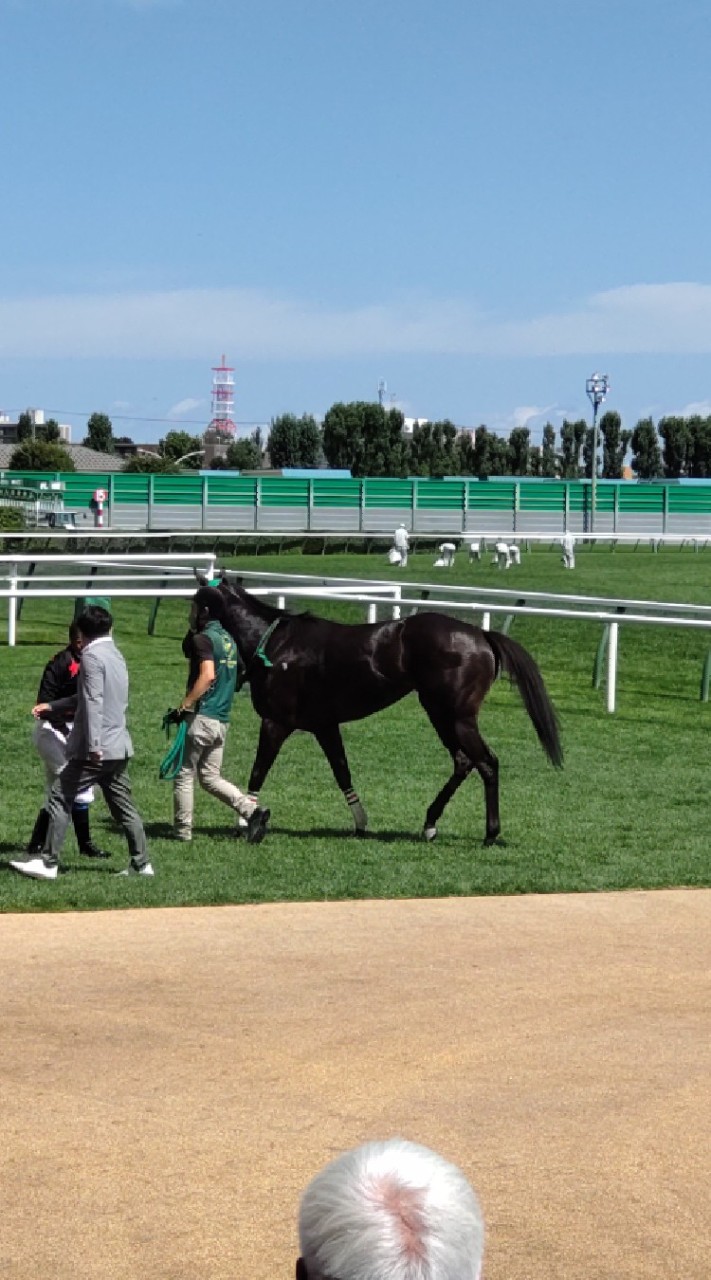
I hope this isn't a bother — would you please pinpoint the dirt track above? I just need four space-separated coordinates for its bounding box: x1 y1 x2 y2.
1 890 709 1279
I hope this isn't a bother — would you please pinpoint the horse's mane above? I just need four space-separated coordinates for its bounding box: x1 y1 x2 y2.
221 580 315 625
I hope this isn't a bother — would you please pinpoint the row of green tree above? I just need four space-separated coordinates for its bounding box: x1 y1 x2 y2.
8 405 711 481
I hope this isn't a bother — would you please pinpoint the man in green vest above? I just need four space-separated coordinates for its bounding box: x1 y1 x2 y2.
173 586 270 844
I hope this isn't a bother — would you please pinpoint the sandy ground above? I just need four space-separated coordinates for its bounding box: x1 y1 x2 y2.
1 889 709 1280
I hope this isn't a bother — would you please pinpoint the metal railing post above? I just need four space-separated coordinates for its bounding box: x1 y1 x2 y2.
700 651 711 702
593 625 609 689
8 561 17 646
606 621 619 713
16 562 36 620
148 579 168 635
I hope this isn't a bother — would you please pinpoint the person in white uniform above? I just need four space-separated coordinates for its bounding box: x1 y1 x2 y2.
561 530 576 568
393 523 410 567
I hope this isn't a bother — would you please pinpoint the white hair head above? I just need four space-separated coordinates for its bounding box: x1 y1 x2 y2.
298 1138 484 1280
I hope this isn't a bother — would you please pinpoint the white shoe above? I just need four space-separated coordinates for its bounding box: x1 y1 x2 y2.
116 862 155 877
10 857 58 881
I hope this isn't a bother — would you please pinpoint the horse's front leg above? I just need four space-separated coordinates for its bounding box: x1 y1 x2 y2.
246 718 293 807
313 726 368 835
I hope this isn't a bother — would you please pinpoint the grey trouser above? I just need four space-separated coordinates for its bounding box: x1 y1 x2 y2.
43 757 149 869
173 713 255 838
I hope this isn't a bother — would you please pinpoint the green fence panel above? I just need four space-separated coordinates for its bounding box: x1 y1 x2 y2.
112 473 151 504
618 485 664 512
466 480 516 510
519 482 566 512
668 486 711 513
205 476 257 507
153 474 204 505
11 471 711 524
59 474 113 506
568 482 615 513
260 478 310 507
312 479 361 508
363 479 413 509
415 479 465 510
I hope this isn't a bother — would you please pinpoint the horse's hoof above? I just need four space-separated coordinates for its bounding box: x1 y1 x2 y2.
483 835 507 847
354 827 367 838
423 825 438 842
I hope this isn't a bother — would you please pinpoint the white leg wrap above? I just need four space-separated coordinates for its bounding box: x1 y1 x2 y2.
344 789 368 831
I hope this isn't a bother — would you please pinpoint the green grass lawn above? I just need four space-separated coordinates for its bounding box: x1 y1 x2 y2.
1 543 710 911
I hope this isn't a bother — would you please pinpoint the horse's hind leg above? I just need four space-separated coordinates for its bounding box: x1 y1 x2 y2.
314 726 368 835
420 702 501 844
422 752 473 842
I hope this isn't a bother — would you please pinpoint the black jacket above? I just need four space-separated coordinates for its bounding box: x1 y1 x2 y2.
37 646 81 734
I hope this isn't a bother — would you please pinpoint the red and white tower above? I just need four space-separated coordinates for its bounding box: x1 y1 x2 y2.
208 355 237 436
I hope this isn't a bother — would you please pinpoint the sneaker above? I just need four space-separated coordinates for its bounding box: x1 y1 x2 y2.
79 842 111 860
116 861 155 877
9 857 58 882
246 807 270 845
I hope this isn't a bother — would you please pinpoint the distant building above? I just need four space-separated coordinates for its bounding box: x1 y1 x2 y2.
113 440 161 459
0 409 72 445
202 428 231 467
402 417 429 436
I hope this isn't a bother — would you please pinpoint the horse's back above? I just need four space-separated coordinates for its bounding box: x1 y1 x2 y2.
401 611 496 694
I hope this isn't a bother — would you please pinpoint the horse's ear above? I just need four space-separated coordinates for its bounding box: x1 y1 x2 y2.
194 570 208 587
218 570 243 593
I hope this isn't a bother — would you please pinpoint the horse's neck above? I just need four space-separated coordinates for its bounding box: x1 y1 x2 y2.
228 598 280 659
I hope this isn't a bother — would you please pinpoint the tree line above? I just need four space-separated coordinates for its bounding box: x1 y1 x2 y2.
8 404 711 481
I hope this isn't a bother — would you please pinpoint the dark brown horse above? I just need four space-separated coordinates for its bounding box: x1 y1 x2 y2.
205 574 562 843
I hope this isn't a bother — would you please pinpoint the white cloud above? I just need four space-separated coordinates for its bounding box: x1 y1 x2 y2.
2 281 711 361
167 397 202 419
680 400 711 417
510 404 556 428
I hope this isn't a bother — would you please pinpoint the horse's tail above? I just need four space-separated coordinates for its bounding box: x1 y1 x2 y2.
485 630 563 768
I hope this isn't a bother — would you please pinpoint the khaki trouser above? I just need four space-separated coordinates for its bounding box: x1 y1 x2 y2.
173 713 255 838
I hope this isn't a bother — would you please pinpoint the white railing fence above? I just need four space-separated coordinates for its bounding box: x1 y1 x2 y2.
2 529 711 552
2 556 711 714
0 552 216 647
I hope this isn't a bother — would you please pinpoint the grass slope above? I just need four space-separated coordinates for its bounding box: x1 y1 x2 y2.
0 544 709 910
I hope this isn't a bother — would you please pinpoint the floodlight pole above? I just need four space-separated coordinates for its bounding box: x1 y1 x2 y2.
586 373 609 532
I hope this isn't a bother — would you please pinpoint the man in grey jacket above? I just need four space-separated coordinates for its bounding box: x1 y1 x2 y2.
10 605 153 882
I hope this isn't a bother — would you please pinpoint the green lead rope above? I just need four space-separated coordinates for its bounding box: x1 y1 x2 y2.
254 618 282 669
159 712 188 781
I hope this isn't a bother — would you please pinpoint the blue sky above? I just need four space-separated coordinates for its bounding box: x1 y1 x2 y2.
3 0 711 444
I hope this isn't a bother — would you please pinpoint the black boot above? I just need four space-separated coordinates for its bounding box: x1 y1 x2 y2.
26 807 50 855
71 804 110 859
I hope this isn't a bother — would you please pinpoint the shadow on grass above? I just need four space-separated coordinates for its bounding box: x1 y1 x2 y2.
267 825 483 845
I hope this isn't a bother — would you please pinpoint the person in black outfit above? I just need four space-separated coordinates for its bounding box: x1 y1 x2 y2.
26 621 108 859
